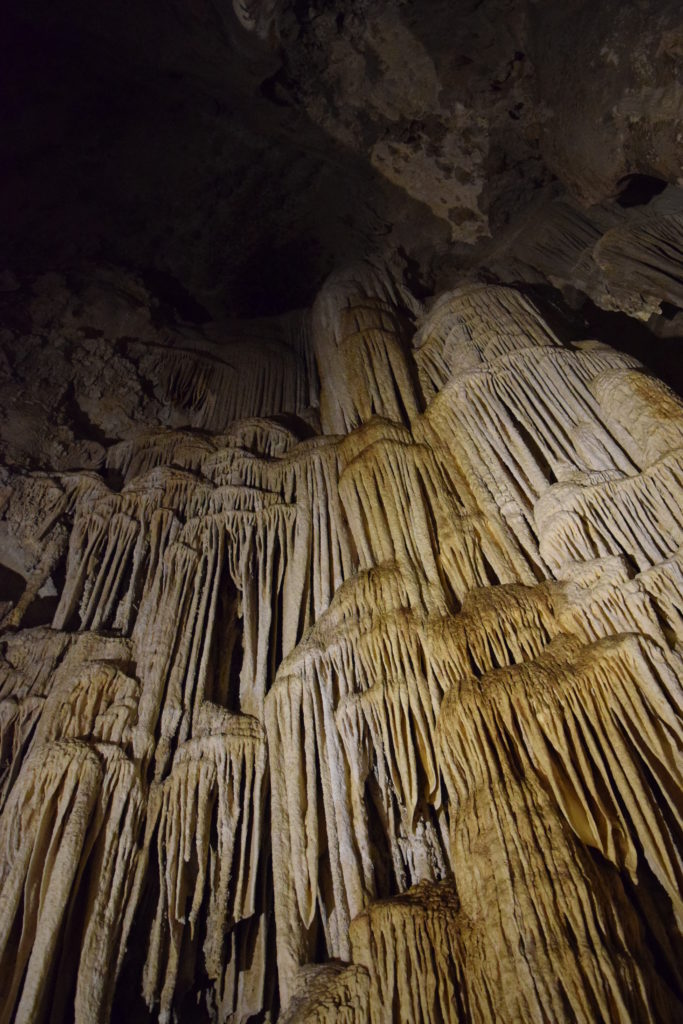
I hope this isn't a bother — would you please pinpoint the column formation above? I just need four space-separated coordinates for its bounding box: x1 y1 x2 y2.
0 268 682 1023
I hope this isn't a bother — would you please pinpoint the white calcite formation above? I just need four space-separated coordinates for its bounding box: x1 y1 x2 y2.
0 266 682 1023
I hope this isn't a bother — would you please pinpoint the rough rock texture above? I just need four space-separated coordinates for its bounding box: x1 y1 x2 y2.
2 1 683 1020
3 0 683 334
1 264 683 1023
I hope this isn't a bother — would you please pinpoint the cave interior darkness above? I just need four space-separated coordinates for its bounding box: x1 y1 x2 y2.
1 0 682 386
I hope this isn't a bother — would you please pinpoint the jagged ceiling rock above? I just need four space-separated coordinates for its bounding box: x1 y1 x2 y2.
531 0 683 204
3 0 682 323
264 0 548 244
243 0 683 247
0 2 448 316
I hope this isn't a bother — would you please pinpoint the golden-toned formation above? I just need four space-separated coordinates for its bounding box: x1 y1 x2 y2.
1 267 682 1022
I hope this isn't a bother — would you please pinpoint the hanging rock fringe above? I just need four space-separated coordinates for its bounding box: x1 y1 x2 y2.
1 272 682 1023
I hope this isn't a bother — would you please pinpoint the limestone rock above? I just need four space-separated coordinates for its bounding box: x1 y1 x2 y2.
0 267 682 1024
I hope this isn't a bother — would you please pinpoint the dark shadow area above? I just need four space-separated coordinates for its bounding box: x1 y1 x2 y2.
0 564 25 604
140 269 211 325
229 239 333 317
0 3 449 319
579 299 683 397
616 173 668 208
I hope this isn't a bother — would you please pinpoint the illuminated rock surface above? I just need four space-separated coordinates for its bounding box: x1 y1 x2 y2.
1 264 682 1023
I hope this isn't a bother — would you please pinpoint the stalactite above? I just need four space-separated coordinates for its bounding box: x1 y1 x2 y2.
640 548 683 645
265 562 445 1001
536 451 683 573
592 205 683 313
593 368 683 465
0 630 133 806
416 339 646 584
132 334 312 430
106 430 219 483
350 881 464 1024
413 283 561 399
279 963 370 1024
0 740 144 1024
1 263 682 1024
554 555 674 645
337 419 526 614
312 262 423 433
481 192 683 322
141 712 266 1024
204 432 356 624
435 644 682 1023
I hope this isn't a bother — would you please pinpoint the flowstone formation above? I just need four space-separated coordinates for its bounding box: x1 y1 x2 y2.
1 266 683 1023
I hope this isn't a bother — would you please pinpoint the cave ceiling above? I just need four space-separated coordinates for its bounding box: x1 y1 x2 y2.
3 0 681 325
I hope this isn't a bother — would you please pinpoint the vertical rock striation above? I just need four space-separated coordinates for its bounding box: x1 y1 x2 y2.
0 264 682 1022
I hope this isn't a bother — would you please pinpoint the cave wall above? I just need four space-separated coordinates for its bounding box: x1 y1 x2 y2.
2 1 683 1020
1 259 682 1023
